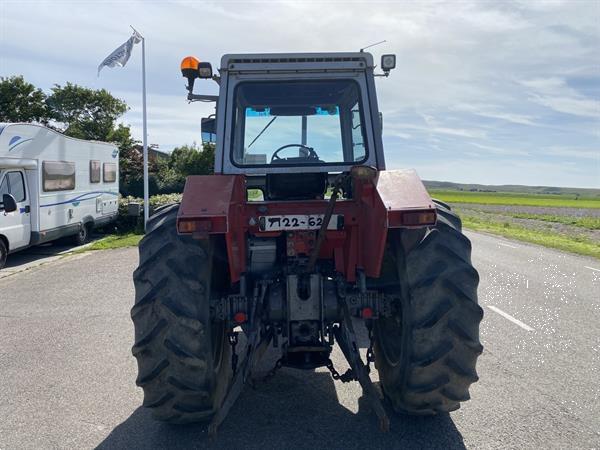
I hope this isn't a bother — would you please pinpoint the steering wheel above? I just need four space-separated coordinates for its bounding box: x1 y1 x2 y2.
271 144 319 162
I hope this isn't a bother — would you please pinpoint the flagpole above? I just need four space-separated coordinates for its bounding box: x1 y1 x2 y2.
131 26 149 231
141 36 149 231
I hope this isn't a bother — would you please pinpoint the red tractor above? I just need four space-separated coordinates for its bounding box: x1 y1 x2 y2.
131 52 483 434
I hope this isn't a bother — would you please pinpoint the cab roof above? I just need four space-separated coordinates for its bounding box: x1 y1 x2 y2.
220 52 375 72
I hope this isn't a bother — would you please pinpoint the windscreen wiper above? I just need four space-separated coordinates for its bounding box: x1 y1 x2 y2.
247 116 277 149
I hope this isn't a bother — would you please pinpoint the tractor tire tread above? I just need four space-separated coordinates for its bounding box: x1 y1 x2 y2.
131 206 228 424
375 204 483 415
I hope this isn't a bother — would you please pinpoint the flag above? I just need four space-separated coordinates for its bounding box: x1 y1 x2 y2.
97 31 142 76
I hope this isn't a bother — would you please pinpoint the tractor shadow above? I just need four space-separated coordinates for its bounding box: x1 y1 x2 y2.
97 323 466 450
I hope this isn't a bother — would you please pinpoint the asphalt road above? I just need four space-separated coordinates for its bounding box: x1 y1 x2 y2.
0 236 103 280
0 231 598 449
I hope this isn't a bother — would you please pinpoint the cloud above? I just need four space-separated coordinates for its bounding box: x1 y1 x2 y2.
452 103 538 126
533 95 599 118
469 143 531 157
1 0 598 187
543 146 600 160
521 77 600 118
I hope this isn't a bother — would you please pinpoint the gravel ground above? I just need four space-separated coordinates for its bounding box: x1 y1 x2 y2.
454 205 600 244
452 203 600 218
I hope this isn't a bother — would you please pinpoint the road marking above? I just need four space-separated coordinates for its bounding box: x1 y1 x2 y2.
487 305 534 332
584 266 600 273
526 279 529 289
498 242 519 249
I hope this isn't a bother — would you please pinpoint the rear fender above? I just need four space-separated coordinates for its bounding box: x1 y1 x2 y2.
357 169 436 279
177 175 246 281
373 169 436 228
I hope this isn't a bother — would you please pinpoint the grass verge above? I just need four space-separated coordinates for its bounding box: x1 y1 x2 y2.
82 233 143 251
462 216 600 259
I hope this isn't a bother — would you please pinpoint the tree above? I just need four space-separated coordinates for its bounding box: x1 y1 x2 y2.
153 143 215 195
46 82 128 141
169 143 215 177
108 123 136 152
0 75 49 123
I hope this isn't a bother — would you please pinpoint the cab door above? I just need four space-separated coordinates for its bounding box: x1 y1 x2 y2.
0 170 31 251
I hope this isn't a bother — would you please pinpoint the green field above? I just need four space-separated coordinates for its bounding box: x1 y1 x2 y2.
429 190 600 208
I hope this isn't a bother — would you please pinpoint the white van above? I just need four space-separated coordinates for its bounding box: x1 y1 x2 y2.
0 123 119 269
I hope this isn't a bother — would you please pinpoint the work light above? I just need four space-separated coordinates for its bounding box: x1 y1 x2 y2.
198 62 213 79
381 54 396 72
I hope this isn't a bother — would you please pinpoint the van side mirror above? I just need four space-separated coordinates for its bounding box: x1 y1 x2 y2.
201 117 217 144
2 194 17 213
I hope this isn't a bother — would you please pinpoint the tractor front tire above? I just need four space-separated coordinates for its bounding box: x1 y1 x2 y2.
131 204 231 423
374 203 483 414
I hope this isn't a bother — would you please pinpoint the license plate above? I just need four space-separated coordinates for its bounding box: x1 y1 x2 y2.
259 214 343 231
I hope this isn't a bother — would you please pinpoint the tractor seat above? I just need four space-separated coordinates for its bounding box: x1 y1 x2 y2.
266 171 327 200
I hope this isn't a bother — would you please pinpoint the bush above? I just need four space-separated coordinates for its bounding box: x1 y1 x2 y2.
103 194 183 234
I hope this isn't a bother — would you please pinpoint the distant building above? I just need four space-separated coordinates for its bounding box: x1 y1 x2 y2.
131 144 170 164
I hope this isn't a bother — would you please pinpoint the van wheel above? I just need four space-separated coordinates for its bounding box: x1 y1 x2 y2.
0 239 7 270
73 223 91 246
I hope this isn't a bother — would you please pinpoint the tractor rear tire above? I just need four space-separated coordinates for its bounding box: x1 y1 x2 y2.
131 204 231 423
373 202 483 414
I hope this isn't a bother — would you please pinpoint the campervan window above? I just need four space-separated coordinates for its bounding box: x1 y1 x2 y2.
43 161 76 192
7 172 26 202
103 163 117 183
90 160 101 183
0 171 26 211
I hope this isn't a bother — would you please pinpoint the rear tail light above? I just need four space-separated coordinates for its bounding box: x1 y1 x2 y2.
177 216 227 234
177 219 213 234
388 209 437 228
401 210 437 226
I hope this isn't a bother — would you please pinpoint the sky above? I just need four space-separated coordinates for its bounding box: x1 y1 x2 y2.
1 0 599 188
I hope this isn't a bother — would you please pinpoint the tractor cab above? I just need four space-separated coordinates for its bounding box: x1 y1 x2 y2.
184 53 395 200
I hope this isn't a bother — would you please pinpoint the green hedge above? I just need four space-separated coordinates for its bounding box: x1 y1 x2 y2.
101 194 182 234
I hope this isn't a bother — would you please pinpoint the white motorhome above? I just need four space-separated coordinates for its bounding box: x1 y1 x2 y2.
0 123 119 269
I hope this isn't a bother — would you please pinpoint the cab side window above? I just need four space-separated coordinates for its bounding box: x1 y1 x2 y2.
7 172 26 202
351 104 366 162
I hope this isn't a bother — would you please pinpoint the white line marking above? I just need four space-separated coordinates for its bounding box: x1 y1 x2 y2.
584 266 600 273
486 305 534 332
526 279 529 289
497 242 519 249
